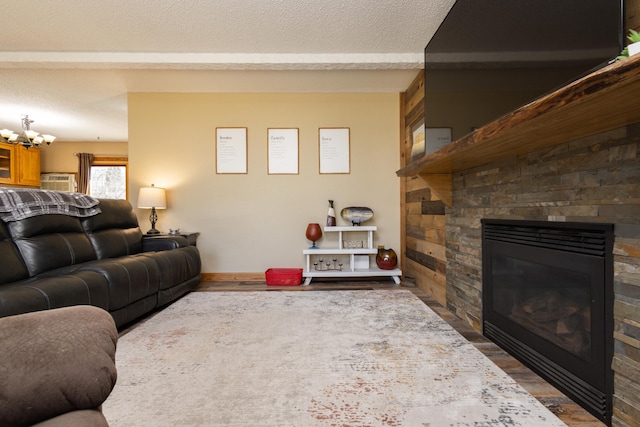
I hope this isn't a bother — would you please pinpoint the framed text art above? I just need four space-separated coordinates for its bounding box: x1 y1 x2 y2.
410 119 425 160
319 128 350 174
425 127 452 155
267 128 299 174
216 127 248 174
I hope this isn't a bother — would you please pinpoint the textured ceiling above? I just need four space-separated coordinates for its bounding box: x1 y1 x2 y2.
0 0 456 142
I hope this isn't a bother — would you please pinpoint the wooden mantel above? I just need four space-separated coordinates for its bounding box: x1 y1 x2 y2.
396 55 640 207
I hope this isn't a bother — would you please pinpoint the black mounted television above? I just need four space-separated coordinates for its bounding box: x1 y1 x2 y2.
421 0 625 154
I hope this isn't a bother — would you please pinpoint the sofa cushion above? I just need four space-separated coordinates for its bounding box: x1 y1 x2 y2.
139 246 202 290
6 214 96 277
81 198 143 259
110 294 158 328
79 255 160 311
0 221 29 285
0 270 110 318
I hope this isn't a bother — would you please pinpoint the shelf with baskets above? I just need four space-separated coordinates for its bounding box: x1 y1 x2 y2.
302 226 401 285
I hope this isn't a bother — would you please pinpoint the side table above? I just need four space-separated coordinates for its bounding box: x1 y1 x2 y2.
170 232 200 246
150 232 199 246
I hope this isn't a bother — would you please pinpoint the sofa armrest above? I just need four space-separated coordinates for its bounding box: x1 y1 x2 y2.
142 235 189 252
0 306 118 427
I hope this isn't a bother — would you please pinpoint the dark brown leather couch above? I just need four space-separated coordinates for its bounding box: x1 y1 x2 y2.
0 195 201 328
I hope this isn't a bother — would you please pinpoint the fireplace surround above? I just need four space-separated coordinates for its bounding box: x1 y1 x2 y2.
482 219 614 423
399 57 640 425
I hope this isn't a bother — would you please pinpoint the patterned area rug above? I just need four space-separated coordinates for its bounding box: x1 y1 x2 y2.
103 290 566 426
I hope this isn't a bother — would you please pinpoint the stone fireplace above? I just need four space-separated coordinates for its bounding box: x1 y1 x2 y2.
445 123 640 425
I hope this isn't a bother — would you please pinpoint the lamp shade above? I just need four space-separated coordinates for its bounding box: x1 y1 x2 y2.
137 186 167 209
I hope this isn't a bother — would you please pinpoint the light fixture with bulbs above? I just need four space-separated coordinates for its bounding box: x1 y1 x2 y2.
0 115 56 148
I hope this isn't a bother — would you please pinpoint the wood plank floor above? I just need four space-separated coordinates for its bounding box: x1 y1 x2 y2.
194 279 606 427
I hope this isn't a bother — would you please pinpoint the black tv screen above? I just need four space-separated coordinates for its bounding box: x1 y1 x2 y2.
422 0 625 154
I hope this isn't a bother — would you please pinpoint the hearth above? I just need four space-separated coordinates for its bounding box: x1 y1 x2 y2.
481 219 614 425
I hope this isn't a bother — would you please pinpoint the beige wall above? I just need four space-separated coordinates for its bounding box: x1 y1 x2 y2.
40 141 128 173
128 92 401 275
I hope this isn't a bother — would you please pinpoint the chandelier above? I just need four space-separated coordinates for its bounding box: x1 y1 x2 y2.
0 115 56 148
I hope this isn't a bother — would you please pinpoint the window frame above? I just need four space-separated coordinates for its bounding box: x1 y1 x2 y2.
90 156 129 200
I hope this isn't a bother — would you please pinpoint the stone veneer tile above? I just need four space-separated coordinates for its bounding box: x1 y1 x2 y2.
599 204 640 222
612 355 640 385
546 205 599 218
615 300 640 324
608 143 637 162
615 278 640 300
613 395 640 427
614 318 640 347
615 225 640 239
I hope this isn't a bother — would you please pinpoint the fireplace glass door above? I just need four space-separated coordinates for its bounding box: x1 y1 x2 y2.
482 219 613 424
488 244 600 372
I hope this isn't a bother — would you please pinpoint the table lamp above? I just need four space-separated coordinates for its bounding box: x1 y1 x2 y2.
137 184 167 234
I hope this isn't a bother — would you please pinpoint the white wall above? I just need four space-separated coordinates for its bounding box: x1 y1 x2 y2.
128 92 401 275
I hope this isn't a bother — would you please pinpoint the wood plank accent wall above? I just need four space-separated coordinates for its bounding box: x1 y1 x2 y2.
400 70 447 306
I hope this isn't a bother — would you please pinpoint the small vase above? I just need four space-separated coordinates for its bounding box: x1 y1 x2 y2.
306 223 322 249
376 246 397 270
326 200 336 227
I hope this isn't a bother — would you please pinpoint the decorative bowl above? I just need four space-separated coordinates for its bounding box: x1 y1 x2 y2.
340 206 374 226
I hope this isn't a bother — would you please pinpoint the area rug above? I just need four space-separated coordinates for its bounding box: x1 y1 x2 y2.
102 290 566 426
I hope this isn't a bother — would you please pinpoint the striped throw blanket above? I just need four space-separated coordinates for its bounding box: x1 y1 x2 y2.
0 188 101 222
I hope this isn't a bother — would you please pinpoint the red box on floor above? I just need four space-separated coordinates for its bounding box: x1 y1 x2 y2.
265 268 303 286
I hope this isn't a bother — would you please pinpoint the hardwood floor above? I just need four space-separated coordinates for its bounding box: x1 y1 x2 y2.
194 279 606 427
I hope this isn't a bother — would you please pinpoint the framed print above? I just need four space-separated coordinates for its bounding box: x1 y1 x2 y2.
425 127 452 155
319 128 350 174
267 128 299 174
410 119 425 160
216 127 248 174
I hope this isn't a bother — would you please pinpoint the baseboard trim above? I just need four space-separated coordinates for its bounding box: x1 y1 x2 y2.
201 272 265 282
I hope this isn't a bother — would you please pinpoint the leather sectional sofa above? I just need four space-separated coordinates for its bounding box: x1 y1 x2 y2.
0 189 201 328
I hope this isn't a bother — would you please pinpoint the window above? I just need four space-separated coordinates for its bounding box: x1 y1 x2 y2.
89 156 128 200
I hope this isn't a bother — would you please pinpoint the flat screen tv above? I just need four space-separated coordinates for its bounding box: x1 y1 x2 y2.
421 0 625 155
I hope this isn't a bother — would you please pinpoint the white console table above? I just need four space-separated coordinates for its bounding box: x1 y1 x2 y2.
302 226 402 285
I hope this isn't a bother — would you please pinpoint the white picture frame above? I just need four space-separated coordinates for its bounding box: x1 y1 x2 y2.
267 128 299 174
410 119 426 160
319 128 350 174
216 127 248 174
425 127 452 155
